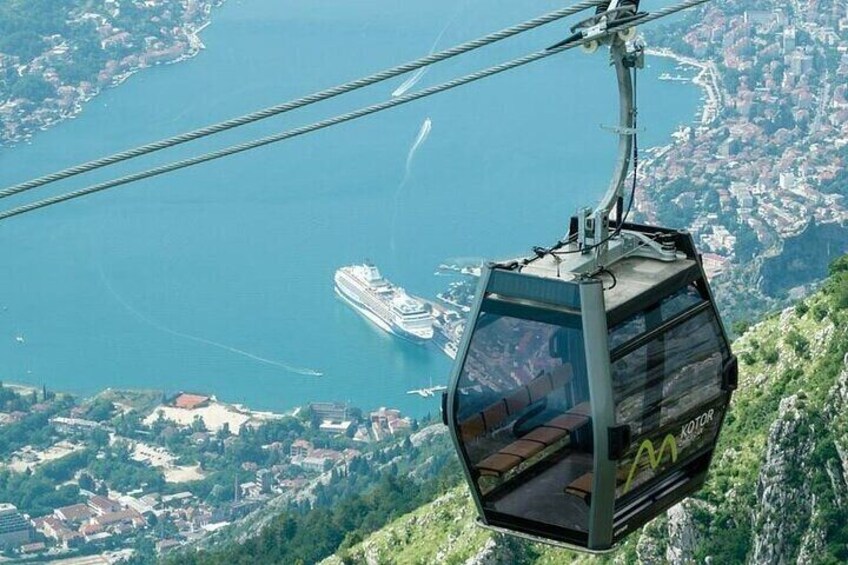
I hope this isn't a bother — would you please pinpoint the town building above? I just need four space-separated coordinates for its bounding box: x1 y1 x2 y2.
90 509 146 533
370 407 401 428
54 503 94 525
289 439 312 458
161 492 194 508
49 416 104 433
370 407 412 435
295 456 332 473
32 516 83 549
309 401 350 421
87 495 121 516
173 393 211 410
319 419 354 435
0 504 31 549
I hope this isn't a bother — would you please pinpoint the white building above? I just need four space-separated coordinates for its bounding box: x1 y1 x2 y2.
0 504 31 549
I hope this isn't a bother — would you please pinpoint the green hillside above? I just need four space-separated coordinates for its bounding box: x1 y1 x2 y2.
320 257 848 564
169 257 848 564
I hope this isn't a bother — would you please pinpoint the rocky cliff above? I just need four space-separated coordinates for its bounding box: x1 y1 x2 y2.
322 260 848 564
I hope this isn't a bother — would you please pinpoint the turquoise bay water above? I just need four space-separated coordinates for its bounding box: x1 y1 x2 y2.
0 0 700 416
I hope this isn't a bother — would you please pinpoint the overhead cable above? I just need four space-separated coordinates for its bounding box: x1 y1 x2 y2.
0 0 604 200
0 0 711 223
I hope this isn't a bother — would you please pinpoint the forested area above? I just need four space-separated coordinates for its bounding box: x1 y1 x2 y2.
167 455 462 565
0 0 194 90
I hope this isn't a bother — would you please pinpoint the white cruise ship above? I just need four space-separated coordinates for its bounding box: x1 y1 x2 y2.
335 263 435 343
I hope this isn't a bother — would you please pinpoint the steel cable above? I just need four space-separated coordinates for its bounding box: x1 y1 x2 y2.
0 0 604 200
0 0 710 222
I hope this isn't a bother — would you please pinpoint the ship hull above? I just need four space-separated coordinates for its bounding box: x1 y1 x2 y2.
334 285 431 344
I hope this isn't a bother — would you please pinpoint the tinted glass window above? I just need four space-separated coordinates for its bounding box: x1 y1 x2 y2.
659 284 705 321
661 311 725 423
610 308 726 499
608 285 705 350
454 308 594 533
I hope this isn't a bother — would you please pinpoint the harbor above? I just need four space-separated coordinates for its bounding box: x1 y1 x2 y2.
648 47 723 128
658 72 692 82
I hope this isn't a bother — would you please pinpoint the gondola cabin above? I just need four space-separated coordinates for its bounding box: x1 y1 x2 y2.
444 222 737 551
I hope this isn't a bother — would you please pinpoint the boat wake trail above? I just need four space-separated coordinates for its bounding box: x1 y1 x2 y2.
391 13 458 97
390 118 432 252
392 67 428 98
404 117 432 180
97 267 323 377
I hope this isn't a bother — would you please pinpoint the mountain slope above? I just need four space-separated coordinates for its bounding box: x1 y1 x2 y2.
322 257 848 564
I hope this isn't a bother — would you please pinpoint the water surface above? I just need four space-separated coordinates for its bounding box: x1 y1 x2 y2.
0 0 701 416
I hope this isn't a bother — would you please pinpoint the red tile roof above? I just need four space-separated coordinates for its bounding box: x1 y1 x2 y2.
55 503 93 523
174 393 210 410
87 495 121 515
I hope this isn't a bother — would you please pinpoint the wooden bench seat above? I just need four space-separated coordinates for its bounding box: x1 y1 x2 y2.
459 413 485 443
459 366 575 443
505 387 531 414
481 399 509 430
477 453 523 476
522 425 568 446
473 403 590 477
545 412 590 432
565 472 593 504
570 401 591 417
499 438 545 459
455 364 590 478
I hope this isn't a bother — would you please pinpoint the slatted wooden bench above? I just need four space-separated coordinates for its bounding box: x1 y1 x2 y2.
564 464 633 505
459 365 573 444
564 472 593 504
475 402 590 476
457 364 591 477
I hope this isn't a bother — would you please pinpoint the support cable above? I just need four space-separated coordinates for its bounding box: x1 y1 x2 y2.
0 0 710 223
0 0 604 200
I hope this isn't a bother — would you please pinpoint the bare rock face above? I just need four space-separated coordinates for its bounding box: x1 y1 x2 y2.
796 498 826 565
826 357 848 485
410 424 447 448
463 537 499 565
825 459 848 509
748 395 814 564
635 516 667 565
825 360 848 500
462 534 530 565
666 499 712 565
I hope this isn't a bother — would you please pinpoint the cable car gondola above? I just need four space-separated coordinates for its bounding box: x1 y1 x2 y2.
443 5 737 552
0 0 734 552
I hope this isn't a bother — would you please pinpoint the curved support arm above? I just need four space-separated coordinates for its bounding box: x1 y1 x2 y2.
595 39 634 220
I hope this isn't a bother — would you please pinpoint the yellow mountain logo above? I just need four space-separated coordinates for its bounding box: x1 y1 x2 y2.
623 434 678 493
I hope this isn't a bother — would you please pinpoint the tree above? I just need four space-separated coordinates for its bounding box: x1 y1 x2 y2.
0 30 45 59
91 428 110 449
826 255 848 309
86 399 115 422
735 221 760 262
78 472 95 492
10 74 54 103
191 415 207 433
731 319 751 336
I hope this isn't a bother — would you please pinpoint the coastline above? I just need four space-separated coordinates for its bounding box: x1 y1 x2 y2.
0 1 226 148
631 47 725 224
647 47 723 128
0 3 734 419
